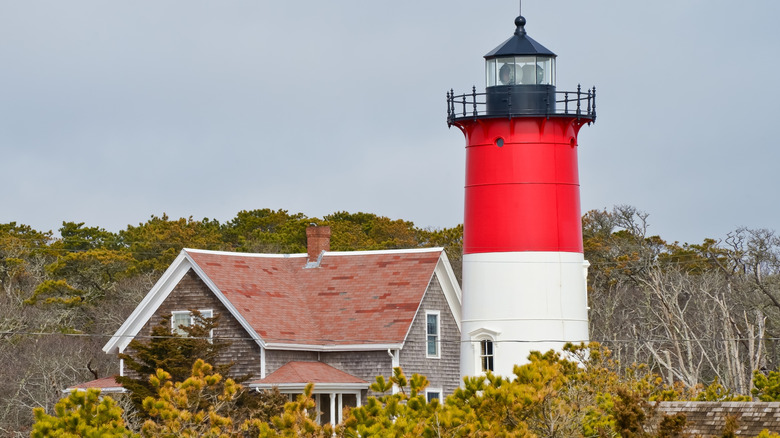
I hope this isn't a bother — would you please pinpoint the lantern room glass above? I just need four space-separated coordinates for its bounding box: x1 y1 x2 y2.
486 56 555 87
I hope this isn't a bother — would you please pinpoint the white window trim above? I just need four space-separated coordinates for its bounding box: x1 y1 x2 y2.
468 327 501 375
425 310 441 359
171 309 214 339
425 388 443 403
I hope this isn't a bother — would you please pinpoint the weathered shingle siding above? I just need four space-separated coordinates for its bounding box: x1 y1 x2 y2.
264 350 318 375
651 401 780 437
398 274 461 397
321 350 392 397
126 269 263 379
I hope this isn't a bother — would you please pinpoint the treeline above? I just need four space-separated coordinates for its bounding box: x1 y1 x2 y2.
4 206 780 434
585 206 780 396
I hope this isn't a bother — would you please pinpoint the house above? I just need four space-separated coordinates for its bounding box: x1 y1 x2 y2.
99 226 462 425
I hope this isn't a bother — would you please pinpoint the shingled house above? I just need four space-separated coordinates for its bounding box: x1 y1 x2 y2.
100 226 462 425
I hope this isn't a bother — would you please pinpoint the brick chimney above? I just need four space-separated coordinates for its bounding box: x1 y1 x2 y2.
306 225 331 263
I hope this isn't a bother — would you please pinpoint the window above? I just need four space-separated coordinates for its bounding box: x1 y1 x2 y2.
480 339 494 372
469 328 500 375
485 55 556 87
425 389 442 403
171 309 213 337
426 311 440 358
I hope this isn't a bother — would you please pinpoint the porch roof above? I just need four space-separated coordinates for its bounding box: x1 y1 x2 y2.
248 361 369 392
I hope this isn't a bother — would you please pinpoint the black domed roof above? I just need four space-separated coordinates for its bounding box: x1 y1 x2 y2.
484 15 556 59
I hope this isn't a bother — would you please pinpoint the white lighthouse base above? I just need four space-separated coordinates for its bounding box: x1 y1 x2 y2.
460 251 590 379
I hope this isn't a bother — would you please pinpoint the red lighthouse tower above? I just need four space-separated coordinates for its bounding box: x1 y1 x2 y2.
448 14 596 378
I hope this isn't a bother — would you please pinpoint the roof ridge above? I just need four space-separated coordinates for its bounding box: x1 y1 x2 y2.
184 247 443 258
323 247 443 256
184 248 308 258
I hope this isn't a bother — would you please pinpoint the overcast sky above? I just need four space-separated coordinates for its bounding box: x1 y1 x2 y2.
1 1 778 244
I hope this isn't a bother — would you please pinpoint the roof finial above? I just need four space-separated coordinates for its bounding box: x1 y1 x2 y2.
514 14 527 37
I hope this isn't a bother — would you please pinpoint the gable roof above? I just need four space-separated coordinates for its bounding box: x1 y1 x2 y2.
104 247 461 354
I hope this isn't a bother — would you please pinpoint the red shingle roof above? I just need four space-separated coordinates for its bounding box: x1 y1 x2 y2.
250 362 368 386
186 248 442 347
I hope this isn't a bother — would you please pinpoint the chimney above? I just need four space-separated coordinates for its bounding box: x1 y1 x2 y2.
306 225 331 264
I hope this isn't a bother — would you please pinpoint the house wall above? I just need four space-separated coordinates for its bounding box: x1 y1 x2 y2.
399 274 461 397
321 350 393 397
265 350 319 375
126 269 263 379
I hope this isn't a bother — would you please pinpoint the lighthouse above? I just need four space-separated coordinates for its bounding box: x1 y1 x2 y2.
447 14 596 378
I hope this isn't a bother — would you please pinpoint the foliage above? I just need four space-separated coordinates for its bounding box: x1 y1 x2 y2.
31 346 780 437
117 312 234 418
31 388 138 438
0 222 53 301
140 359 241 437
251 383 334 437
58 221 122 252
324 211 420 251
752 369 780 401
338 368 445 437
337 345 689 438
221 209 310 254
584 206 780 396
695 378 751 402
120 214 224 274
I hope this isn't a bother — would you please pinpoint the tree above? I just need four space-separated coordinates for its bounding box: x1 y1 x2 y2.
140 360 241 438
120 214 224 274
752 368 780 401
116 312 286 429
324 211 421 251
117 312 234 418
423 224 463 285
221 209 310 254
0 222 52 304
584 207 779 396
30 388 137 438
337 345 689 438
253 383 334 437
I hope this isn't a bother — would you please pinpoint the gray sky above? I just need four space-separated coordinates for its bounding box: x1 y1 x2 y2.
1 1 778 244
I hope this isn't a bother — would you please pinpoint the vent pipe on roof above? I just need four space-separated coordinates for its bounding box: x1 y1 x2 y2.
305 225 331 266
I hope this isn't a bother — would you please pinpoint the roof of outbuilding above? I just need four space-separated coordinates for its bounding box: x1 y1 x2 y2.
64 376 124 393
651 401 780 437
185 248 445 347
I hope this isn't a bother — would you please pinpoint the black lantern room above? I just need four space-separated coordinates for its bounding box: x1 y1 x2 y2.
447 15 595 125
484 15 556 114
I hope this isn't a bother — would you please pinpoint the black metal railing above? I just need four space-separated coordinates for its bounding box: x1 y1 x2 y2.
446 85 596 125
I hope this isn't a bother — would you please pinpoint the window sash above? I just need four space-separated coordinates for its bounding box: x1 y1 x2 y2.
426 390 441 403
171 310 213 337
426 313 439 357
480 339 494 372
